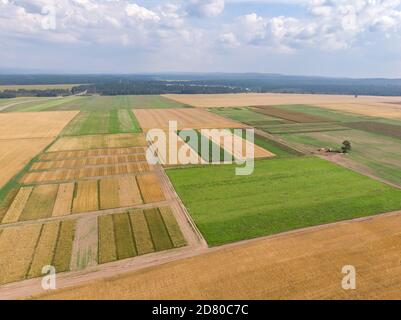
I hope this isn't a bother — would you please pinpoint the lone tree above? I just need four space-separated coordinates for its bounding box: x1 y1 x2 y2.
341 140 352 154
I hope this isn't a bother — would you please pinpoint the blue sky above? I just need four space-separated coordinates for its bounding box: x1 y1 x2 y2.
1 0 401 77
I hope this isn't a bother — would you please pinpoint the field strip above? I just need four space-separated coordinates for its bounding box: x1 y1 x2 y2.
98 215 117 264
52 183 75 217
0 201 173 230
70 216 98 271
2 209 401 299
29 159 150 172
318 154 401 191
0 97 61 112
1 187 33 224
40 147 146 161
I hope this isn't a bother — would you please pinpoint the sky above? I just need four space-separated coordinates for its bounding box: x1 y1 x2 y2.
1 0 401 77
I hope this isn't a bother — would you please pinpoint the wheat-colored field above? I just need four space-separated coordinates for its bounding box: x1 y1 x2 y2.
134 109 245 131
48 134 147 152
39 211 401 300
0 112 78 139
0 138 52 188
164 93 401 107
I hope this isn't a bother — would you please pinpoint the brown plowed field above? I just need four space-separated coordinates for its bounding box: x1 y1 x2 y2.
0 112 78 139
39 211 401 300
48 134 147 152
252 106 333 123
134 109 245 131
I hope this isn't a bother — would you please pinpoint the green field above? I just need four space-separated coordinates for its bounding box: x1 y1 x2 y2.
3 95 189 112
3 96 85 112
61 109 141 135
279 129 401 186
210 107 286 126
167 157 401 246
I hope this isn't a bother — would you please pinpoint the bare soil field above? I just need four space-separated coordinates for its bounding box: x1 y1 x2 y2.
252 106 333 123
134 109 245 131
38 211 401 300
0 112 78 139
164 93 401 109
0 138 52 188
48 134 147 152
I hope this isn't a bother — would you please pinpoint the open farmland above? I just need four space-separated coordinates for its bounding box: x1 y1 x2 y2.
343 121 401 139
16 95 189 112
48 133 147 152
4 96 85 113
164 93 401 109
0 139 52 188
0 112 78 139
37 211 401 300
134 108 246 131
0 207 186 285
61 110 141 136
252 106 333 123
259 123 350 134
279 129 401 186
167 157 401 246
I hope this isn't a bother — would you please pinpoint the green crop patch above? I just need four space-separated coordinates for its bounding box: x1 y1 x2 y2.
167 157 401 246
145 208 173 251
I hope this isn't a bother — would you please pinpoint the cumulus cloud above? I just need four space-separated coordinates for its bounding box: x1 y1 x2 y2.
0 0 195 47
186 0 225 18
222 0 401 52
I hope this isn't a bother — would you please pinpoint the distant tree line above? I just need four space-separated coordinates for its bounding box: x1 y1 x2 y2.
0 89 71 99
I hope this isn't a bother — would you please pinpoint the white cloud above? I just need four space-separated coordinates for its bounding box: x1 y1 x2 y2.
222 0 401 52
187 0 225 18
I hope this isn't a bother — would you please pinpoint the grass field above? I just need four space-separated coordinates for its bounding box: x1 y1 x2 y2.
279 129 401 186
4 96 84 112
167 157 401 246
61 110 141 136
253 106 333 123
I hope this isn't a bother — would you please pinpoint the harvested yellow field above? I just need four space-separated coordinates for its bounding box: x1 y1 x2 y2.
19 184 58 221
134 109 245 131
31 154 147 171
22 162 151 184
0 138 52 188
39 212 401 300
27 221 60 278
1 187 33 224
72 180 98 214
48 134 147 152
150 131 205 166
314 103 401 120
137 173 165 203
207 129 275 160
40 147 146 161
163 93 401 108
0 224 42 285
118 176 143 207
52 183 75 217
0 111 78 139
99 178 120 210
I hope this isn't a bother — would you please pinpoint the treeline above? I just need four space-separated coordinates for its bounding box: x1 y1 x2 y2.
72 81 247 95
0 89 71 99
1 73 401 97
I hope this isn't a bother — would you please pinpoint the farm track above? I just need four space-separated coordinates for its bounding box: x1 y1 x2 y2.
3 209 401 300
